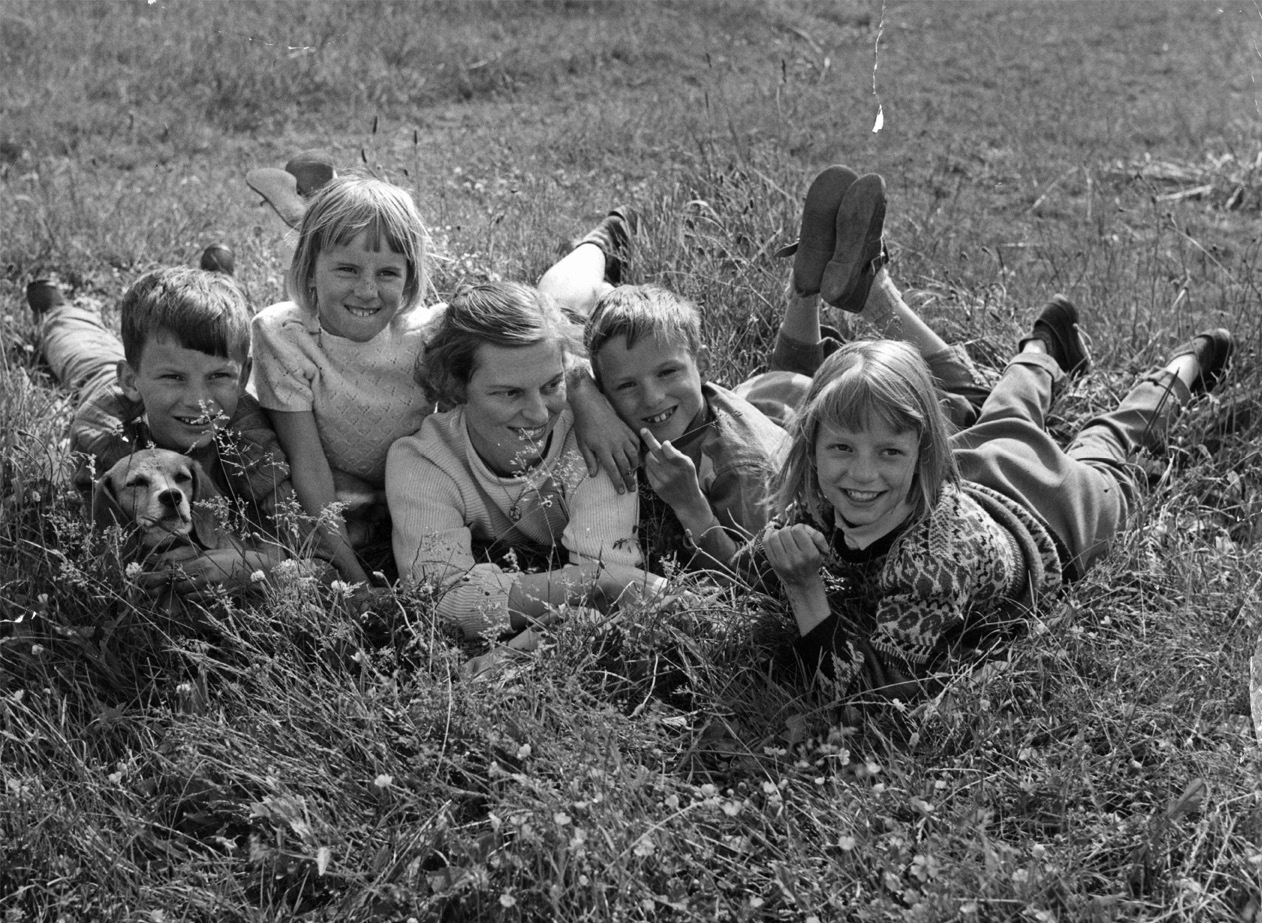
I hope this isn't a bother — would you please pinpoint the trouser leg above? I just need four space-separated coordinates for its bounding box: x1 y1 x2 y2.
37 300 124 397
951 352 1160 580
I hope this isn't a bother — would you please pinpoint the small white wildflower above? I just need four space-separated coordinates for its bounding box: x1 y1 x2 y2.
374 774 393 789
125 562 143 580
330 580 359 599
249 570 266 584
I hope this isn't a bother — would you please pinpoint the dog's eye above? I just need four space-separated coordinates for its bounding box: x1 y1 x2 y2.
125 475 152 489
174 472 193 485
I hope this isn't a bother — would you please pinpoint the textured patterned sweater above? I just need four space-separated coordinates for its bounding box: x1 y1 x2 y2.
752 480 1063 699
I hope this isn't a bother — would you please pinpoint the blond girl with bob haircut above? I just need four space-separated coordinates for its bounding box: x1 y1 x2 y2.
757 311 1234 702
252 173 440 587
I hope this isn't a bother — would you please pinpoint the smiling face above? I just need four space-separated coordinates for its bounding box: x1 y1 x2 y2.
593 333 705 445
312 230 408 342
814 417 919 541
463 340 569 475
118 334 248 452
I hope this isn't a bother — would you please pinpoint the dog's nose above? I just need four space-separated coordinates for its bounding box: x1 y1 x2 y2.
157 488 184 511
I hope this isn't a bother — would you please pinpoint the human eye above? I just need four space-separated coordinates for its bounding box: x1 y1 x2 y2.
542 377 564 394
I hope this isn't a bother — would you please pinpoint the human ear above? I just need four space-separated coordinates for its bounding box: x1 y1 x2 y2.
117 360 142 401
695 345 710 378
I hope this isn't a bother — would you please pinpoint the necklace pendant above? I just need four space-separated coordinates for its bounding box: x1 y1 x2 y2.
508 503 522 523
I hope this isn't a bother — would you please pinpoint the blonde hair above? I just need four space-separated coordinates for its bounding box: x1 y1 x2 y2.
417 281 584 407
773 339 959 525
288 173 429 316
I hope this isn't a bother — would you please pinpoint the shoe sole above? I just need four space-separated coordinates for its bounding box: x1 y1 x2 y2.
200 244 235 275
1177 327 1234 394
791 165 859 296
246 168 308 229
821 173 886 312
1033 295 1091 377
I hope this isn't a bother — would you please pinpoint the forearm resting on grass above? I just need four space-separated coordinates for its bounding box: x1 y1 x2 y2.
139 542 287 601
506 562 668 627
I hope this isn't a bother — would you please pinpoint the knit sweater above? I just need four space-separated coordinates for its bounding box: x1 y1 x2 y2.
251 300 440 486
752 480 1063 699
386 406 642 638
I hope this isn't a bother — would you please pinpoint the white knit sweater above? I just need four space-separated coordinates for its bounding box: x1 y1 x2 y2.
251 300 440 485
386 406 642 638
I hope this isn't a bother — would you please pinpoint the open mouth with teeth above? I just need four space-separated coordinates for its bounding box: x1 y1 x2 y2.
511 425 549 441
644 407 676 426
175 411 225 429
344 304 381 318
840 488 884 503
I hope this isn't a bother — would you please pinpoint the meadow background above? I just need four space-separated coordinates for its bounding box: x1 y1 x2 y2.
3 1 1262 920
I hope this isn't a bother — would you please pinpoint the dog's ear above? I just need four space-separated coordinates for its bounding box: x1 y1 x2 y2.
91 466 129 532
91 462 150 560
186 458 230 550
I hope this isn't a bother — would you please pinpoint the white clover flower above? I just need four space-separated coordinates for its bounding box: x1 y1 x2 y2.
249 570 266 584
374 774 393 789
330 580 360 599
125 562 143 581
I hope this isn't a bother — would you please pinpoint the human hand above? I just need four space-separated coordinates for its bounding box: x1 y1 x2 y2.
571 377 640 492
763 523 829 588
640 428 707 517
595 562 671 611
137 546 256 602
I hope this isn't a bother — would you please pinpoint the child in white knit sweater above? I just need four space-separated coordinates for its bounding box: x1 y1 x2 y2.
252 175 441 586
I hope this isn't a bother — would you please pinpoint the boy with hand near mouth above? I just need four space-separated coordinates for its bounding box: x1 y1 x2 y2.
29 267 295 599
585 284 788 575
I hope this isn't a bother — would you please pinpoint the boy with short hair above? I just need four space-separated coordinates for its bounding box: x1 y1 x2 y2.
585 284 787 575
29 267 294 596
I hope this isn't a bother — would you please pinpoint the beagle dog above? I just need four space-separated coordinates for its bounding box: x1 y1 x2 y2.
93 448 229 555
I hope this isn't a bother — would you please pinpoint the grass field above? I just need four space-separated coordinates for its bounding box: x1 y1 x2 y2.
3 1 1262 920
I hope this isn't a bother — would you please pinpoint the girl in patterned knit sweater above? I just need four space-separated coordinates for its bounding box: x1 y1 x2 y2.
754 172 1236 701
252 175 639 586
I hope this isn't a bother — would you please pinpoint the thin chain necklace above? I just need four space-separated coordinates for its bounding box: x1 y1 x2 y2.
496 449 552 523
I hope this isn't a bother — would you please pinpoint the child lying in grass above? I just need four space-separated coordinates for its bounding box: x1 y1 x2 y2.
749 166 1236 701
29 267 294 601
